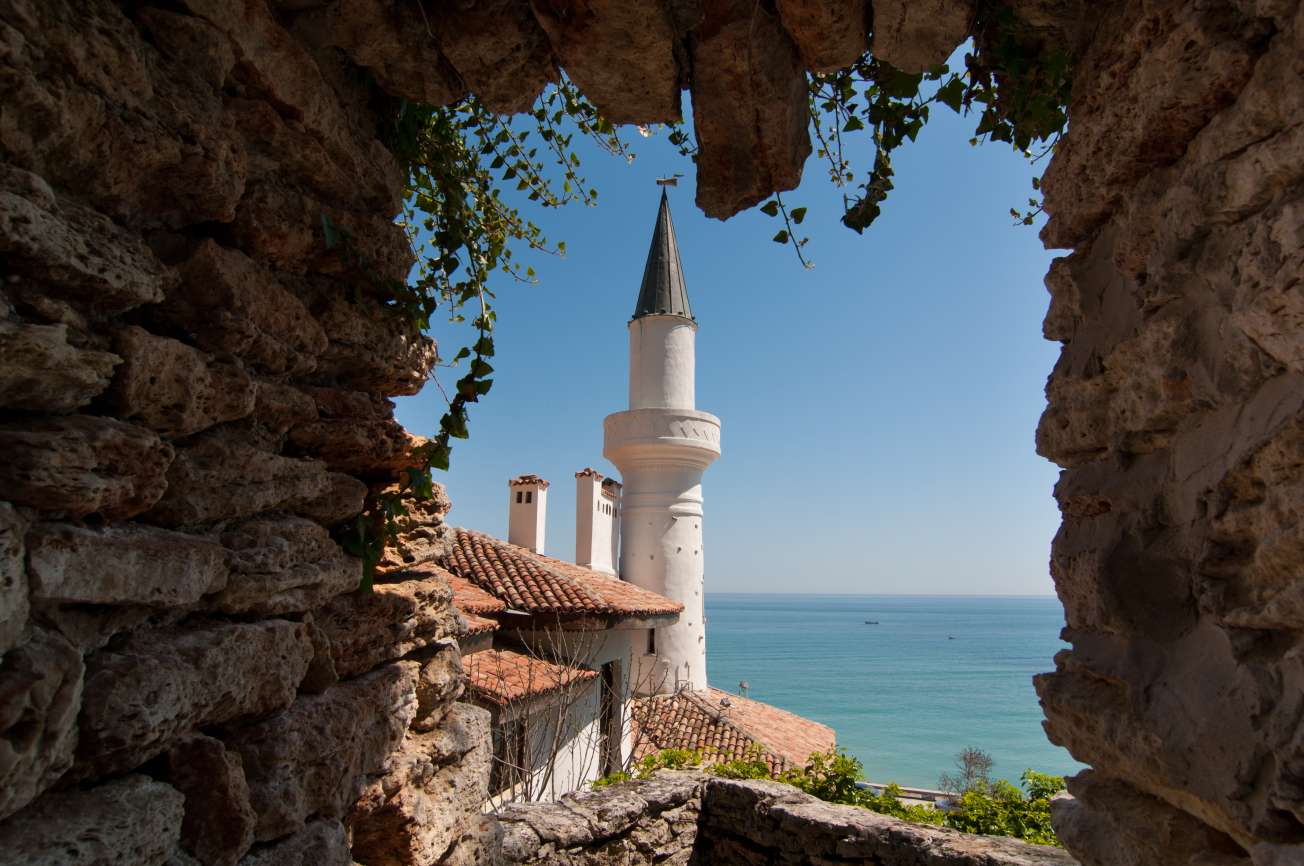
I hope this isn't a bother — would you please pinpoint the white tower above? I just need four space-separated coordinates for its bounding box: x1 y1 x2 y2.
605 190 720 694
507 474 548 553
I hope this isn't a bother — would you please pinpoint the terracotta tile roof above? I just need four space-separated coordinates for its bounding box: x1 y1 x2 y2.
631 688 835 774
447 573 507 616
461 611 499 636
465 648 598 706
446 529 682 619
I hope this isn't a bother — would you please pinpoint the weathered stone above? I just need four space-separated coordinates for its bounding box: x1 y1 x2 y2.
0 0 247 227
1040 1 1273 248
27 522 228 607
299 613 339 694
0 775 185 866
314 564 461 678
225 662 418 842
168 735 257 866
293 471 368 527
350 703 492 866
304 281 437 397
0 168 174 314
0 415 174 520
528 1 683 124
210 517 359 615
77 619 313 777
691 0 812 219
236 820 351 866
248 381 319 437
413 641 466 731
147 430 333 527
0 627 83 821
0 319 120 412
433 0 556 115
135 6 237 93
286 388 414 474
229 180 412 281
381 487 454 571
163 241 328 377
304 0 464 108
1052 771 1247 866
0 504 27 654
110 326 256 439
776 0 869 72
870 0 973 73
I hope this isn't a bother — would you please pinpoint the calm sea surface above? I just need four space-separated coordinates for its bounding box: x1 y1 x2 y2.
705 594 1083 789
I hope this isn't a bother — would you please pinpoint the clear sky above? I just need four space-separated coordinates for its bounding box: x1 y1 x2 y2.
395 91 1065 596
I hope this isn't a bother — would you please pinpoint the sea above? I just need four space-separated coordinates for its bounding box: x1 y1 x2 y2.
705 593 1084 790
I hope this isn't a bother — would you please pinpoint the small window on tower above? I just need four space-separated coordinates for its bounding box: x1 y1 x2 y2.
647 628 656 655
515 491 522 504
525 491 533 504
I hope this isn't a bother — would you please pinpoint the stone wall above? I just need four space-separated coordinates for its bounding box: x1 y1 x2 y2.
1033 1 1304 864
0 1 489 863
497 771 1076 865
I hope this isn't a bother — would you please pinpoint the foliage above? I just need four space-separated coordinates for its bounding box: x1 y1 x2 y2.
592 748 703 788
751 4 1072 261
942 771 1064 846
939 745 995 793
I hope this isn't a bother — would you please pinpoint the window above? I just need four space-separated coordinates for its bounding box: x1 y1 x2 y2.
525 491 533 504
647 628 656 655
599 661 623 776
515 491 523 504
490 716 528 795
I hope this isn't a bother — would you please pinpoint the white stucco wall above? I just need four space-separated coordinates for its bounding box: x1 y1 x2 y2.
628 315 696 410
575 471 618 575
508 477 548 553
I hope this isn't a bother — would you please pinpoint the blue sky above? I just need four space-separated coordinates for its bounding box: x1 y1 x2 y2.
395 93 1064 596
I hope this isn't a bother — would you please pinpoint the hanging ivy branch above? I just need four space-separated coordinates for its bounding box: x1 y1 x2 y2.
333 82 631 588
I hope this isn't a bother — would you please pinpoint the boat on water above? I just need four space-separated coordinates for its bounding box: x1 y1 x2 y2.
864 620 879 625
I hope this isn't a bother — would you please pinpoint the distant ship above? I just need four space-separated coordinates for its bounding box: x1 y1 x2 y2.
864 620 879 625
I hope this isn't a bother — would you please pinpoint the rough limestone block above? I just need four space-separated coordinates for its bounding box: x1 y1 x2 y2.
209 517 360 616
433 0 557 114
0 415 174 520
225 662 419 842
298 276 437 397
306 0 464 107
168 735 257 866
314 564 461 678
350 703 492 866
0 503 28 654
0 319 121 412
110 326 256 439
691 0 812 219
0 627 83 821
235 820 351 866
0 775 184 866
1052 771 1245 866
27 522 228 607
527 0 684 124
286 388 414 474
77 619 313 777
413 641 466 732
0 166 173 314
146 431 333 527
164 241 327 377
870 0 973 73
776 0 869 72
293 471 368 527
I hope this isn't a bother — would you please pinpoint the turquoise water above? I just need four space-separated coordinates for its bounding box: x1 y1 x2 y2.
705 594 1083 789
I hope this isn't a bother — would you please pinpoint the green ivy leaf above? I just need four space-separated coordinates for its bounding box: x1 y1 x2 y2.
790 207 807 225
772 230 790 244
760 200 780 217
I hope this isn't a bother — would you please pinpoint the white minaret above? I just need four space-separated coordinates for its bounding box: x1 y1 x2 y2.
507 474 549 553
605 189 721 695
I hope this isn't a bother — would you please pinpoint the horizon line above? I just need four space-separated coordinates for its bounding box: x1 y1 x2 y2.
705 591 1059 598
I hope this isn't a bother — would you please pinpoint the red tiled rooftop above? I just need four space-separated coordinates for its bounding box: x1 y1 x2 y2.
447 529 682 619
446 573 507 616
461 611 499 636
465 648 598 706
631 688 835 774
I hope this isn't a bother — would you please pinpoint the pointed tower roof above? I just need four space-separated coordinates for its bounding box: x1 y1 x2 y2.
633 189 694 321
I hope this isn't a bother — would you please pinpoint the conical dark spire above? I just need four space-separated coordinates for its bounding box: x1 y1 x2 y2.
633 189 694 320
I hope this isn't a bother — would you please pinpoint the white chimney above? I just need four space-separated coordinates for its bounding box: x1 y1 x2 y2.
574 469 620 574
507 474 548 553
